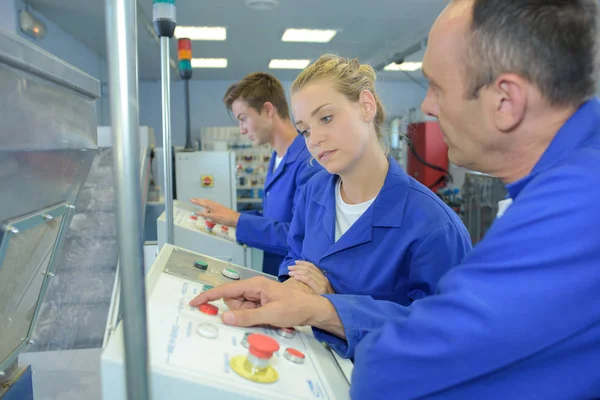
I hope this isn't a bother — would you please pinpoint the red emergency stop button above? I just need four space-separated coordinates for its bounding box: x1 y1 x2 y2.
198 303 218 316
202 175 213 187
248 334 280 360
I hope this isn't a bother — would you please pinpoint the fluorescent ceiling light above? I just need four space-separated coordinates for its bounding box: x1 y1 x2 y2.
174 26 226 41
281 29 337 43
269 59 311 69
191 58 228 68
384 62 422 72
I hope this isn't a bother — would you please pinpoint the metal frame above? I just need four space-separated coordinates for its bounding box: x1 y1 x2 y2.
105 0 151 398
161 36 174 246
0 28 100 99
0 202 73 375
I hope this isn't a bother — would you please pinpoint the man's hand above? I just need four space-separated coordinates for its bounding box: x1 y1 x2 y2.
288 261 335 295
190 198 240 227
283 275 318 295
189 277 346 339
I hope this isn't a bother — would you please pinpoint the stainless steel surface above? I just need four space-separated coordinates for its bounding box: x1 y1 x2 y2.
0 61 98 222
161 36 174 246
0 28 100 99
0 27 99 369
162 247 275 287
28 149 119 352
0 205 69 374
105 0 151 399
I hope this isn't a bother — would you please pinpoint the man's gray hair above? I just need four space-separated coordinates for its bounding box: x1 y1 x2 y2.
463 0 599 108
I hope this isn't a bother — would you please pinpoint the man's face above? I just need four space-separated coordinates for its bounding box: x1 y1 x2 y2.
421 0 498 171
231 99 273 146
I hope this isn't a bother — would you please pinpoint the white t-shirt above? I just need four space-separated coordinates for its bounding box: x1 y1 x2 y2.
335 178 376 242
273 155 284 173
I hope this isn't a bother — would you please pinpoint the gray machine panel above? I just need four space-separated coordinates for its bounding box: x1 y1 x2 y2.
175 151 237 211
0 204 71 373
0 29 99 373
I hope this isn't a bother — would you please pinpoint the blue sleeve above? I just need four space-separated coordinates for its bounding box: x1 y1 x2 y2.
277 186 308 281
236 161 317 256
347 163 600 399
241 209 262 216
407 223 472 300
235 213 290 256
312 295 411 359
312 223 471 358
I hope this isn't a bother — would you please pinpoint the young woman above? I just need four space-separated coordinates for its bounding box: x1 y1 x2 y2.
281 54 472 305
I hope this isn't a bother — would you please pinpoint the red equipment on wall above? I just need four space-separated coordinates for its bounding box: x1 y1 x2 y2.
406 121 449 192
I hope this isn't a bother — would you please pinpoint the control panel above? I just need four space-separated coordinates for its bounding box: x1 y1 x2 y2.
176 203 237 242
101 244 352 400
157 200 263 271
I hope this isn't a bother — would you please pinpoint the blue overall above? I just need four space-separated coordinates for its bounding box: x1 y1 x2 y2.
315 98 600 399
236 134 322 275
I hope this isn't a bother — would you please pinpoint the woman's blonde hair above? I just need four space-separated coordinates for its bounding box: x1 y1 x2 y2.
291 54 387 147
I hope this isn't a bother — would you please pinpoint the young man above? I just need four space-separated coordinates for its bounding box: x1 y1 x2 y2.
192 0 600 398
191 73 321 276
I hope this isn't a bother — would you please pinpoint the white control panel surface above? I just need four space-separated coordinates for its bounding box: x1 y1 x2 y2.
172 199 238 242
101 245 352 400
157 200 263 271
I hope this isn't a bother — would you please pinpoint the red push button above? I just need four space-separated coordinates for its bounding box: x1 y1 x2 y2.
205 220 216 229
247 334 280 360
199 303 218 316
276 327 296 339
189 215 198 221
221 225 229 232
284 348 305 364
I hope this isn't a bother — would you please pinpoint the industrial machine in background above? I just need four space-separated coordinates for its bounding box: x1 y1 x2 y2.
387 113 506 244
461 172 507 244
0 29 100 398
406 120 450 192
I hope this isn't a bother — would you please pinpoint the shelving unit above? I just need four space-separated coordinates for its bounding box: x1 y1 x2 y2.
200 127 272 212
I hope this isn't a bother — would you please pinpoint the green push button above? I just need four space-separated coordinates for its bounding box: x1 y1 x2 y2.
203 284 214 291
222 267 240 280
194 260 208 270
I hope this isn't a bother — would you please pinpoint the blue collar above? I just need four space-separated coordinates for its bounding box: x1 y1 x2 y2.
312 156 409 228
507 98 600 199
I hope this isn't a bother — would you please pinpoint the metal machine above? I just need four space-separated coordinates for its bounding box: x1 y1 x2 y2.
101 244 353 400
0 28 100 398
175 150 237 210
157 200 263 271
406 120 450 192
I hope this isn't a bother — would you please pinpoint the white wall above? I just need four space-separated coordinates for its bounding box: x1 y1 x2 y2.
0 0 17 32
139 79 428 147
11 0 110 125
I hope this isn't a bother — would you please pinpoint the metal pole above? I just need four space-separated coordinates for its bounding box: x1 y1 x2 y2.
161 36 174 245
105 0 151 399
184 79 193 150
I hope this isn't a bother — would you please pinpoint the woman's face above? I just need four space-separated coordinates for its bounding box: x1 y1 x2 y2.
292 82 376 175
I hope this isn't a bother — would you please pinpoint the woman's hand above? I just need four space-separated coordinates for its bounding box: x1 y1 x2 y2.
288 261 335 295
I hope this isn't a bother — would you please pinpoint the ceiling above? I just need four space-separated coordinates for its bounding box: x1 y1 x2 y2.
27 0 446 82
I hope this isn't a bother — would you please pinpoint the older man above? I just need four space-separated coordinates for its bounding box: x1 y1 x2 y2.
192 1 600 398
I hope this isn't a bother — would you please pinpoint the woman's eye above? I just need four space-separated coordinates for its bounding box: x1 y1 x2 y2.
300 129 310 138
321 115 332 124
